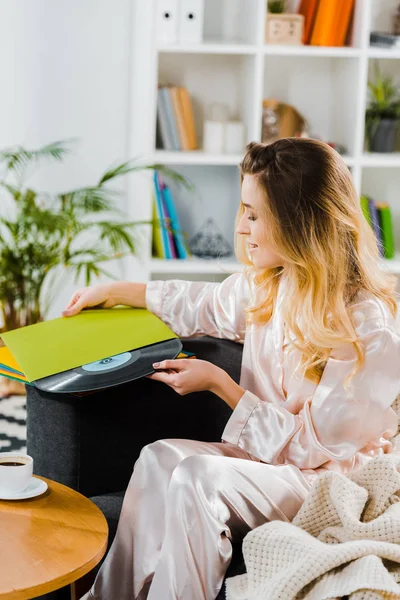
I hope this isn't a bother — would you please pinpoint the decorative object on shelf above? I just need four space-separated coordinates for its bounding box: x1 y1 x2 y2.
262 99 307 143
178 0 204 44
189 218 232 259
265 1 304 45
0 139 189 334
155 0 179 45
326 141 348 156
365 62 400 153
203 102 229 154
224 121 246 154
370 31 400 49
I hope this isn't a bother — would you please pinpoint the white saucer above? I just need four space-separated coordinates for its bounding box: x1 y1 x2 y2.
0 476 48 500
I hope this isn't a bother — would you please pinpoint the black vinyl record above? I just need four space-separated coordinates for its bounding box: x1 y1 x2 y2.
32 338 183 394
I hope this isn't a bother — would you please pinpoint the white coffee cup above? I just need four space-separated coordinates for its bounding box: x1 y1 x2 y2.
0 452 33 494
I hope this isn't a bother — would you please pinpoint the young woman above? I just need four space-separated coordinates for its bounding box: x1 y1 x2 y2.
68 138 400 600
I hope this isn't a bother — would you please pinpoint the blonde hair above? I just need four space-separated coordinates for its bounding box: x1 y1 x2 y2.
237 138 398 389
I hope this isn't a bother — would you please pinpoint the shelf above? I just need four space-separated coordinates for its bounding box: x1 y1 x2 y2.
361 153 400 168
152 151 243 166
263 45 361 58
149 258 243 274
153 151 356 167
368 47 400 59
157 41 258 55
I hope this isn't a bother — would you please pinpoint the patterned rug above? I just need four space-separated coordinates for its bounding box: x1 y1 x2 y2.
0 395 27 453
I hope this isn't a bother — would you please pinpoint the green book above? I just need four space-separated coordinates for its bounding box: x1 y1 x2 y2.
376 203 395 259
360 195 372 227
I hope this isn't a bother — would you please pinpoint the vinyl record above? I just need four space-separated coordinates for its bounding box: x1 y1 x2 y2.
33 338 183 394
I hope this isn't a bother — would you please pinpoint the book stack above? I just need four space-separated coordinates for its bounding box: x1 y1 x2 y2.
152 170 192 260
360 195 395 259
156 86 198 151
298 0 355 46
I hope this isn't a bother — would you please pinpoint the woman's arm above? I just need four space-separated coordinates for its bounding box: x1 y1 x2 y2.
145 272 250 341
222 324 400 469
110 281 147 308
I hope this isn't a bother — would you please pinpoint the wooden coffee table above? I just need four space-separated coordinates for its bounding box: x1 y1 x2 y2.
0 476 108 600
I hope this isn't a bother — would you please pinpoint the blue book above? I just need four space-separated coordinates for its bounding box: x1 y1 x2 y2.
367 196 384 257
161 87 181 151
153 171 171 259
157 88 174 150
162 184 188 259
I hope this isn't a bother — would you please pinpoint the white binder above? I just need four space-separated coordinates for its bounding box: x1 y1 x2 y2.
178 0 204 44
155 0 179 45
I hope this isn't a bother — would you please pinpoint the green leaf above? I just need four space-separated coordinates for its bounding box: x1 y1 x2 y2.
0 140 74 175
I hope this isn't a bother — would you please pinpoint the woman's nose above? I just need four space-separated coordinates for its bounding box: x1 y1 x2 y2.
236 216 250 235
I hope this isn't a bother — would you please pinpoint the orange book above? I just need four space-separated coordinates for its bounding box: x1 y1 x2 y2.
310 0 338 46
333 0 355 46
178 87 198 150
169 86 190 150
298 0 320 44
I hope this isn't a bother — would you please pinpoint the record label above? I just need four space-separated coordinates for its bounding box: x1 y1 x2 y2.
82 351 138 372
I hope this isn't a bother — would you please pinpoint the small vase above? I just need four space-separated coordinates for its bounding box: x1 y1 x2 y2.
371 118 398 153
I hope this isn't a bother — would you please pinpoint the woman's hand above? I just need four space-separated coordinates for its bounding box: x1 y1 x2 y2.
62 284 116 317
147 359 245 409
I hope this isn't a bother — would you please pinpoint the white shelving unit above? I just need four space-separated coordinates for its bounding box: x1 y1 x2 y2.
129 0 400 282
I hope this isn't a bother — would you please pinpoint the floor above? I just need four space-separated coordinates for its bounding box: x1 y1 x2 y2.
0 395 27 453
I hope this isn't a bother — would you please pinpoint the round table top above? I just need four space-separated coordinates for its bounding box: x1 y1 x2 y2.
0 476 108 600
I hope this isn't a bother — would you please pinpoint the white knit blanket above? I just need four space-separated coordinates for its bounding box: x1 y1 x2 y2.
226 427 400 599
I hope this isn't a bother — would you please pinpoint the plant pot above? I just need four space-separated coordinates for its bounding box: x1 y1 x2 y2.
370 118 398 153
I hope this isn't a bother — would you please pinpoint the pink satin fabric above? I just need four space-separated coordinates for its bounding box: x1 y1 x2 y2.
147 272 400 477
84 439 311 600
81 272 400 599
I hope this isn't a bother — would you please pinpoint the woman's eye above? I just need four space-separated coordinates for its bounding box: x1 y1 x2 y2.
248 215 256 221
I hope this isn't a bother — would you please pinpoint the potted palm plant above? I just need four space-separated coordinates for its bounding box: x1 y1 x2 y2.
365 62 400 153
0 140 189 396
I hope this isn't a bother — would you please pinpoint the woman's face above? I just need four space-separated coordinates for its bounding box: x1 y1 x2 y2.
236 175 285 270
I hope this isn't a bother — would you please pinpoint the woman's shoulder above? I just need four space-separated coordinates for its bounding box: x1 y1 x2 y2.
350 290 399 337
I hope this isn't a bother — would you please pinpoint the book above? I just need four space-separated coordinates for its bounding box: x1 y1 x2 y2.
178 87 198 150
158 173 178 259
170 86 190 150
310 0 338 46
153 170 174 259
376 203 395 259
367 196 384 257
333 0 355 46
152 190 165 258
158 174 191 259
360 195 372 227
157 87 174 150
161 87 181 150
298 0 320 44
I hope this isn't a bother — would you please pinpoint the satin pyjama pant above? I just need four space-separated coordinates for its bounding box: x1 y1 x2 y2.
82 438 312 600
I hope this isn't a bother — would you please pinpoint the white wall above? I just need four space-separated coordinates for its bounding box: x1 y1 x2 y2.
0 0 147 319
